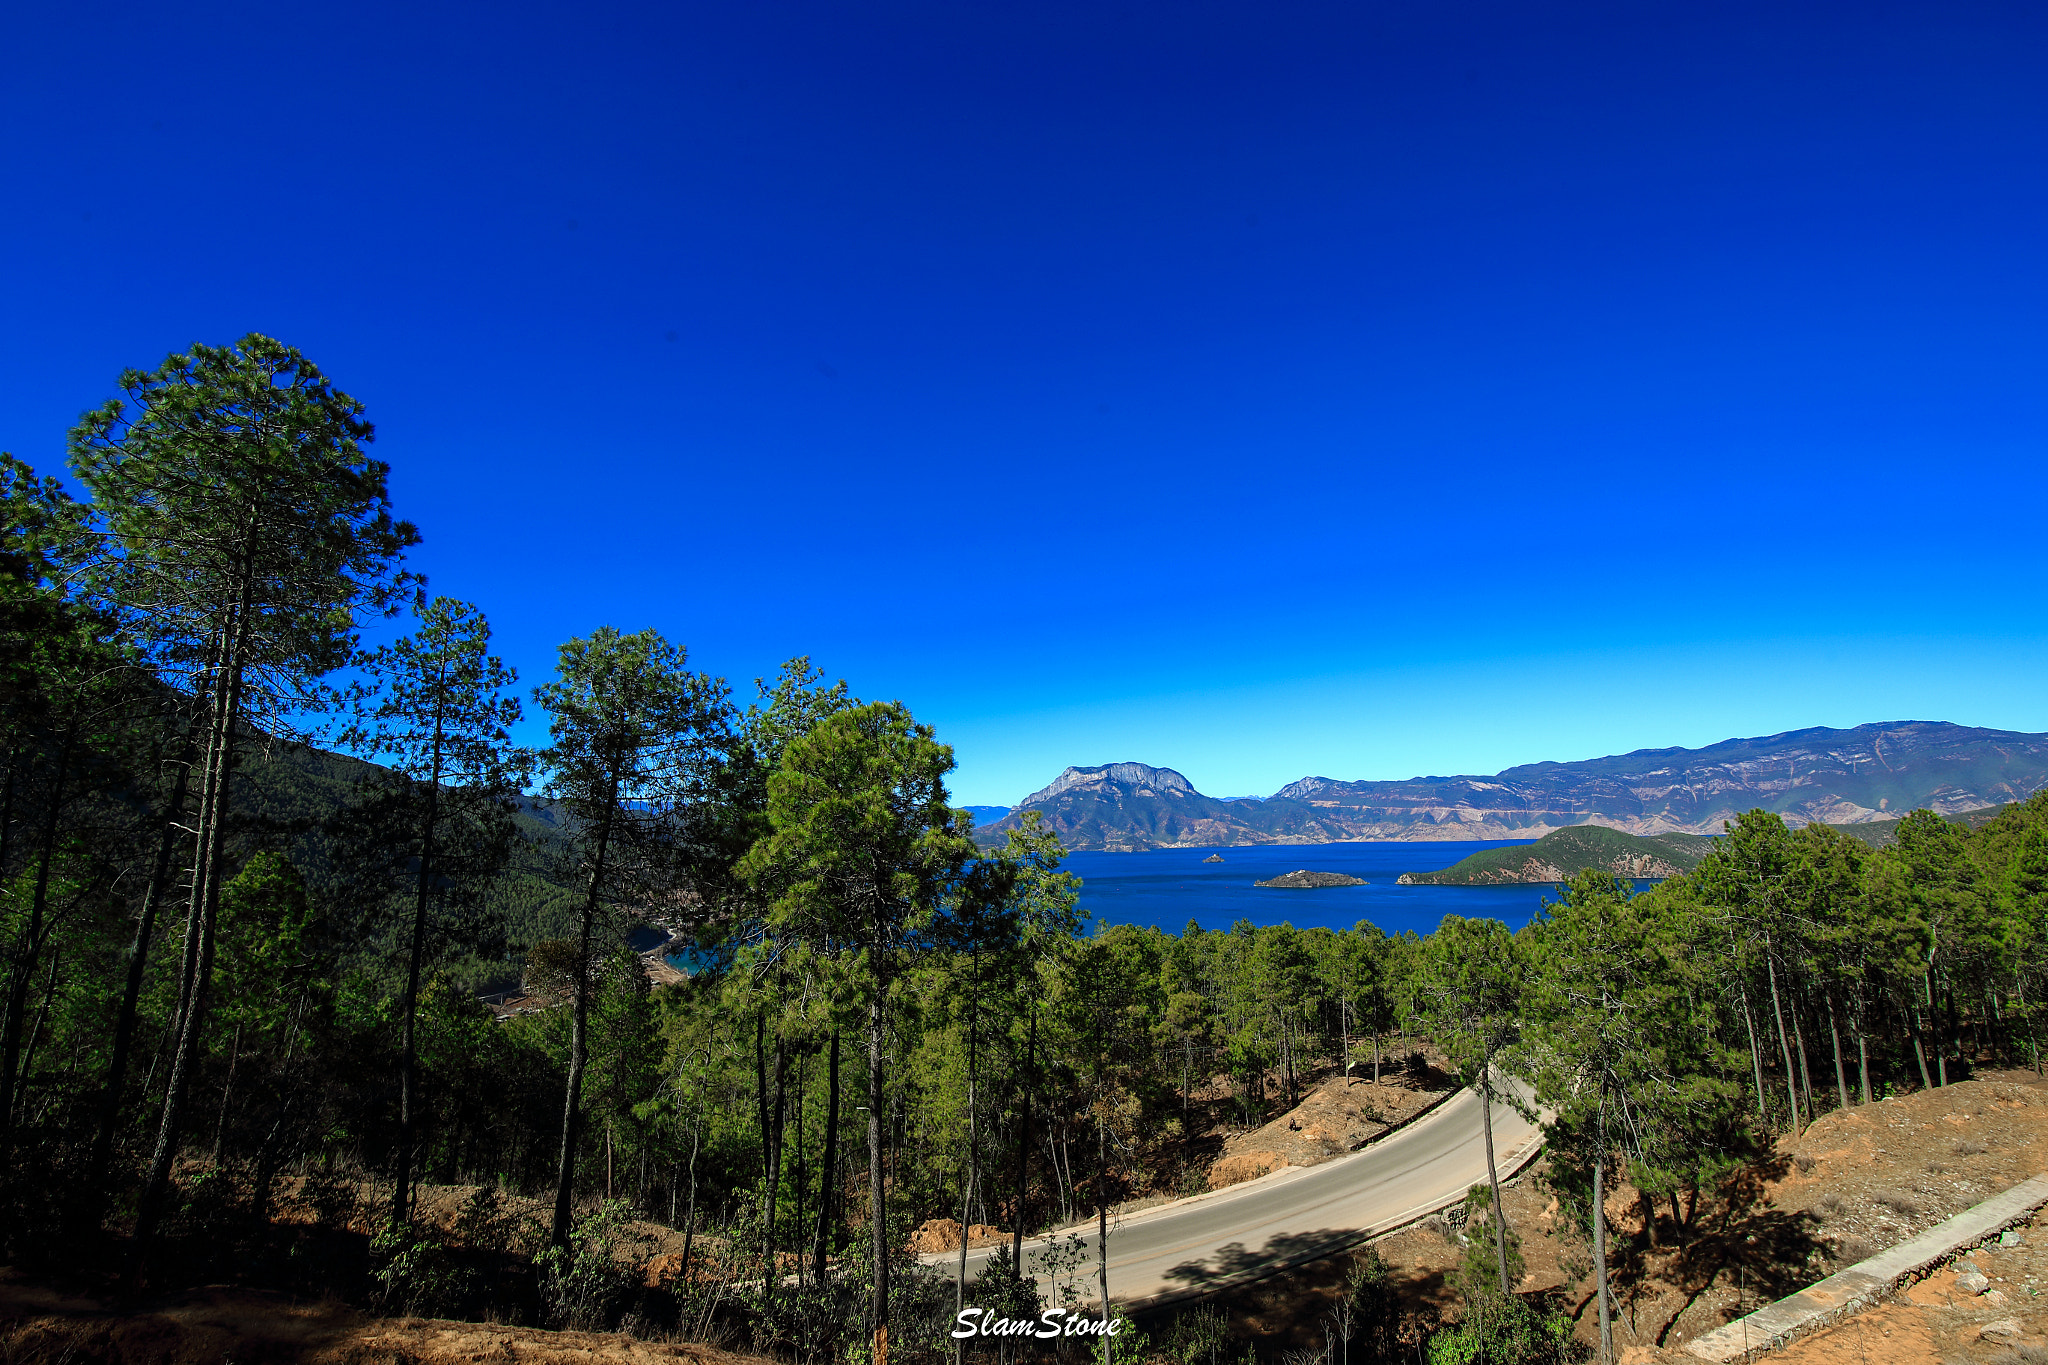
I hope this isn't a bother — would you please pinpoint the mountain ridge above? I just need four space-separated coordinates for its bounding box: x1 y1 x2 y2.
985 721 2048 851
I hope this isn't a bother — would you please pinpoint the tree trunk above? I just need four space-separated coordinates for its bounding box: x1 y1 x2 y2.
1826 993 1849 1112
0 726 75 1139
1910 1005 1934 1090
393 756 442 1228
2020 975 2042 1076
129 589 253 1289
1738 985 1767 1119
1479 1051 1510 1296
869 982 889 1365
681 1061 704 1284
84 748 192 1217
755 1012 771 1184
550 788 615 1250
1765 946 1801 1132
1916 970 1933 1088
211 1020 243 1161
1859 1027 1872 1104
1281 1018 1296 1109
764 1035 786 1296
1010 1007 1035 1275
792 1049 806 1283
1942 982 1958 1086
0 757 15 896
955 948 979 1363
1594 1097 1613 1365
813 1028 840 1285
1791 1000 1814 1116
15 946 63 1120
1095 1117 1110 1361
248 990 310 1225
1180 1043 1190 1122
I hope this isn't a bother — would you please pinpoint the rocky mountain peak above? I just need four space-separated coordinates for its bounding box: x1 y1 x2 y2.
1017 762 1197 807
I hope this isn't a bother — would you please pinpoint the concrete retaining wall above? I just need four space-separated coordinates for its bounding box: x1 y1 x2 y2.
1684 1171 2048 1362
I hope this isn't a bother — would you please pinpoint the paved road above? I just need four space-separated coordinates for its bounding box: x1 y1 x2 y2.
931 1082 1543 1310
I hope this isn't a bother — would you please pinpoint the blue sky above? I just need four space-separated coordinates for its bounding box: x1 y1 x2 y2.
4 1 2045 806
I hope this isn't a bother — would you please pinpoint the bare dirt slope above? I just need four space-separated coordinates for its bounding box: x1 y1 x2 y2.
1207 1051 1454 1190
1149 1071 2048 1362
0 1273 770 1365
1769 1233 2048 1365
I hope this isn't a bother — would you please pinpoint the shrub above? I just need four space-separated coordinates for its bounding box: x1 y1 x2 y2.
1155 1303 1231 1365
1453 1187 1525 1302
371 1222 468 1318
1340 1245 1406 1364
536 1200 654 1331
1425 1295 1582 1365
451 1186 525 1254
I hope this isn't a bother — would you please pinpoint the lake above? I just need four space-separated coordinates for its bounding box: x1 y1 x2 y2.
1062 840 1559 937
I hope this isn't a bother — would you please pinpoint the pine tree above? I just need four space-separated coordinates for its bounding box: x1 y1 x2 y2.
738 701 976 1363
67 336 416 1282
345 593 529 1227
534 626 724 1249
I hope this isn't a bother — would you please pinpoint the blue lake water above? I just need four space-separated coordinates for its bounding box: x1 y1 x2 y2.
1062 840 1559 938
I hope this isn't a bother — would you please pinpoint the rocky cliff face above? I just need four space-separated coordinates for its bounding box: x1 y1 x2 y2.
990 722 2048 851
1015 762 1199 806
986 761 1302 852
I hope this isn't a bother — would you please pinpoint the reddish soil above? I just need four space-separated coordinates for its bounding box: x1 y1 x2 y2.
0 1271 770 1365
1206 1052 1455 1191
1147 1069 2048 1363
907 1219 1010 1254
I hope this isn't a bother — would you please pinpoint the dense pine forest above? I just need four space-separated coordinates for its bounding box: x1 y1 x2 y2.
6 335 2048 1365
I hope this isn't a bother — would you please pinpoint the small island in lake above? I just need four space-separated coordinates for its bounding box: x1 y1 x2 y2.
1203 853 1225 863
1255 869 1366 889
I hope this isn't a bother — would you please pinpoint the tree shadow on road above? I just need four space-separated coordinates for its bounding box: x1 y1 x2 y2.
1162 1227 1364 1297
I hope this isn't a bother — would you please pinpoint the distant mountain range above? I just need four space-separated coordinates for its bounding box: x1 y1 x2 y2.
979 722 2048 851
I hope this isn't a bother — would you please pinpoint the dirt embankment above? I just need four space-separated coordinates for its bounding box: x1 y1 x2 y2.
1208 1058 1455 1190
0 1272 772 1365
907 1219 1010 1254
1196 1055 1458 1186
1152 1071 2048 1363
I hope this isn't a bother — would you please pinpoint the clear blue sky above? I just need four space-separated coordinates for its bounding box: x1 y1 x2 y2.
5 1 2045 806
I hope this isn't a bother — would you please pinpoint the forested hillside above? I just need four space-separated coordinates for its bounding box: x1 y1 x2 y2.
235 742 585 959
10 337 2048 1365
1396 825 1713 884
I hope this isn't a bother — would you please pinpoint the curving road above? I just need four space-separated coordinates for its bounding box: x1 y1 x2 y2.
931 1082 1543 1311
